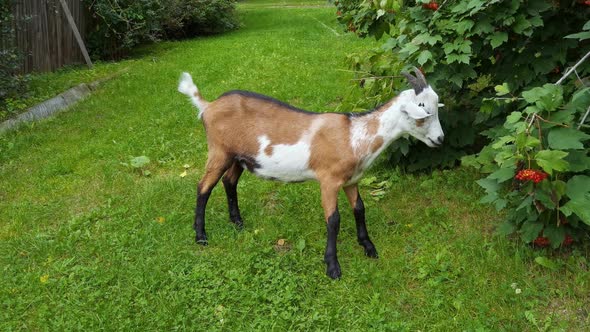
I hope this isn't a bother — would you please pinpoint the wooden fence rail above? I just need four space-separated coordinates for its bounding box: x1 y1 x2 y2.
11 0 90 74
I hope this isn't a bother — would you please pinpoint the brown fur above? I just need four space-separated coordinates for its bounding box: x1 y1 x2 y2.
202 94 313 158
264 145 273 156
370 136 384 153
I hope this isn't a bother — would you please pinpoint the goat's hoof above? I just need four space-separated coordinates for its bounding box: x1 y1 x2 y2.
231 219 244 230
325 262 342 280
195 235 208 246
364 246 378 258
359 240 378 258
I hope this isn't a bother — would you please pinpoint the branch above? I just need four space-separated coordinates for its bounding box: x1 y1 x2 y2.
555 50 590 86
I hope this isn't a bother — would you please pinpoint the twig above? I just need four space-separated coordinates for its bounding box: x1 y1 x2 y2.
578 105 590 130
555 50 590 86
350 75 401 81
535 114 570 128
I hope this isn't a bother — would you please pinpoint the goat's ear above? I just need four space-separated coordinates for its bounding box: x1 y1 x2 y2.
438 103 445 108
401 103 432 120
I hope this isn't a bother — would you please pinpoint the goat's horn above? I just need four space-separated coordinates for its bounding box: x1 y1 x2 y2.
412 66 428 87
401 68 426 95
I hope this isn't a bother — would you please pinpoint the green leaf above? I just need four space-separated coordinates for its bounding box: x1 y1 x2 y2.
543 224 565 249
534 256 560 271
496 220 517 236
477 177 500 192
494 83 510 96
494 198 507 211
447 53 470 65
522 84 563 112
513 15 532 34
564 151 590 172
296 238 306 252
492 135 514 149
400 43 420 56
535 189 556 209
516 195 533 211
548 127 590 150
565 31 590 41
489 32 508 49
566 175 590 201
563 198 590 225
130 156 150 168
489 166 516 183
453 20 474 35
535 150 569 175
480 192 499 204
506 111 522 124
520 220 543 243
417 50 432 66
442 42 456 55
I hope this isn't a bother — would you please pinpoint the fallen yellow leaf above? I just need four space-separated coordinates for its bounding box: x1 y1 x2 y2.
180 170 187 178
156 217 165 223
40 274 49 283
277 239 286 246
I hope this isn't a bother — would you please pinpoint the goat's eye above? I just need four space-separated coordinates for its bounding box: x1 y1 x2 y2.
418 102 425 107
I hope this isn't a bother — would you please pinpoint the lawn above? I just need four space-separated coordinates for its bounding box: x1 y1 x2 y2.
1 0 589 330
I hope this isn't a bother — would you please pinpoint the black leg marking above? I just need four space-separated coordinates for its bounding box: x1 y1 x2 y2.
194 184 211 245
353 194 378 258
222 167 244 229
324 208 342 279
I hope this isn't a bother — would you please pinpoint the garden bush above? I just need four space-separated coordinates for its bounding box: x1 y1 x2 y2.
336 0 590 245
0 0 29 121
85 0 239 60
335 0 589 171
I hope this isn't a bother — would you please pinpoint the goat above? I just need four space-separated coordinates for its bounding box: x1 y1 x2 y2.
178 68 444 279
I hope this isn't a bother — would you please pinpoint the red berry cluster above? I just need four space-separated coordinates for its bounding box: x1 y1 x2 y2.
533 236 550 247
515 169 548 183
533 235 574 247
584 0 590 6
422 1 439 10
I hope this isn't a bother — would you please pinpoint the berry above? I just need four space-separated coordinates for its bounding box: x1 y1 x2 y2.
515 169 548 184
422 2 438 11
533 236 550 247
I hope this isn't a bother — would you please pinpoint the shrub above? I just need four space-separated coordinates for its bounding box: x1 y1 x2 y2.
0 0 28 121
162 0 240 39
463 78 590 247
85 0 239 60
335 0 589 171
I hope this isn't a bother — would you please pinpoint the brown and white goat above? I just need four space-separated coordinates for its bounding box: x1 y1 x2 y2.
178 68 444 279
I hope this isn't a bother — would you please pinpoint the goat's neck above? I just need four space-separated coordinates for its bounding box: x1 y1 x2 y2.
376 103 406 142
350 102 406 160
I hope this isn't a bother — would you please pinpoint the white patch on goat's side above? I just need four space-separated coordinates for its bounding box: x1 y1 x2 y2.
253 118 325 182
350 119 368 153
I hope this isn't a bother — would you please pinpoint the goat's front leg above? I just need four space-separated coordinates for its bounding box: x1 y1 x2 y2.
320 181 343 279
222 161 244 228
344 184 378 258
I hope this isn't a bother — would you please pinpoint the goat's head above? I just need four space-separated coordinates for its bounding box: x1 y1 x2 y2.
399 67 444 148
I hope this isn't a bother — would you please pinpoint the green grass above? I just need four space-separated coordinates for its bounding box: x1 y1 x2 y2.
1 1 590 330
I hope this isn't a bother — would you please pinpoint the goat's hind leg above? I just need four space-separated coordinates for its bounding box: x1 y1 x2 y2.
344 184 378 258
194 152 231 245
320 180 343 279
222 161 244 228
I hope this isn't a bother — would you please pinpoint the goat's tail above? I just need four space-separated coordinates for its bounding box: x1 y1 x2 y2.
178 72 209 119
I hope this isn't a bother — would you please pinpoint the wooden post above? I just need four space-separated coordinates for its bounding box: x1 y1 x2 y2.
58 0 93 69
